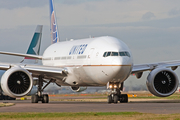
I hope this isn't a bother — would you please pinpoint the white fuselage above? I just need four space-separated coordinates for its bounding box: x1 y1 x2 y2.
42 36 133 86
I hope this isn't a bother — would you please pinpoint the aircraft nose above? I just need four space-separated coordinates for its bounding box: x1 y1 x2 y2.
111 58 122 73
111 57 131 72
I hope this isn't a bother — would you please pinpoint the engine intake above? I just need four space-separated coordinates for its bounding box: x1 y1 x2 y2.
147 68 179 97
1 67 33 98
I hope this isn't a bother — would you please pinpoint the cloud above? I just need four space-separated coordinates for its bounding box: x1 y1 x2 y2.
0 0 47 9
0 0 180 89
0 6 49 29
1 0 180 29
168 8 180 16
142 12 156 20
56 0 103 5
60 0 82 5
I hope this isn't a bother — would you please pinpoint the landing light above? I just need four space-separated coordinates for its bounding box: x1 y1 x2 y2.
109 85 113 89
114 84 117 88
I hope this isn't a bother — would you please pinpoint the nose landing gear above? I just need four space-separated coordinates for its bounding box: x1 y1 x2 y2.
107 82 128 104
108 91 128 104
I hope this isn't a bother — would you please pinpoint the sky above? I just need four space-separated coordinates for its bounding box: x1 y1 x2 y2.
0 0 180 89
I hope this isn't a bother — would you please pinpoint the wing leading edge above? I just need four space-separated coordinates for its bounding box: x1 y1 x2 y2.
132 60 180 78
0 62 68 80
0 51 42 60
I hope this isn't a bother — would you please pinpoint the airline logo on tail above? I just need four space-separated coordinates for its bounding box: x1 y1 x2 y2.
50 0 59 44
21 25 43 63
24 25 42 60
26 25 42 56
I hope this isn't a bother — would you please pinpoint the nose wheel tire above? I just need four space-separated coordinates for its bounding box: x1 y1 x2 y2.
108 95 113 103
113 95 118 104
107 94 128 104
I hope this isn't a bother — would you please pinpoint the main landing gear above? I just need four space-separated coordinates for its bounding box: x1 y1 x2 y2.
107 82 128 104
31 76 54 103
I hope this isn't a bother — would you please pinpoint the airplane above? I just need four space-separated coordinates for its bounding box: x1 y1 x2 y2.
0 25 43 100
0 0 180 104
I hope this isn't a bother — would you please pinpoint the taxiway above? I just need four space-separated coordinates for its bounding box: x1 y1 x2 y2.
1 99 180 114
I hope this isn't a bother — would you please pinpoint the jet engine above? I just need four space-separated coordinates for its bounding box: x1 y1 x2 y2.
1 67 33 98
146 68 179 97
71 86 87 92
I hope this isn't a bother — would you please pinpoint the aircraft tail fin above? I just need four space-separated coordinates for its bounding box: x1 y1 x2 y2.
21 25 43 64
49 0 60 44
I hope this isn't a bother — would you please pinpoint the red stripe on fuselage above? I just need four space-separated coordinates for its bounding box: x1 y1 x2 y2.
25 57 36 59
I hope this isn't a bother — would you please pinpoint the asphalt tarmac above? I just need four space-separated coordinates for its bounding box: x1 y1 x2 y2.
1 99 180 114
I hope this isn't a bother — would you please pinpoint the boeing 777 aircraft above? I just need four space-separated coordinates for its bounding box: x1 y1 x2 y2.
0 0 180 104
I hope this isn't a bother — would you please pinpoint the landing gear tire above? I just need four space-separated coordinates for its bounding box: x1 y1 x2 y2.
31 95 38 103
32 75 52 104
120 94 128 103
31 94 49 103
113 95 118 104
108 95 113 104
42 94 49 103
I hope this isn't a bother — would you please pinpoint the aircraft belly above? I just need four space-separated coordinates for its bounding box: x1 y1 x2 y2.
62 66 111 86
63 66 98 86
56 65 132 86
83 66 113 84
83 65 129 84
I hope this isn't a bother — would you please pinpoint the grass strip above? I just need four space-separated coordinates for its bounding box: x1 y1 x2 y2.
0 112 141 118
0 103 15 107
1 112 180 120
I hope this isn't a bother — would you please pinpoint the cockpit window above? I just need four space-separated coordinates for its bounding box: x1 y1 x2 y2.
106 52 111 57
103 52 107 57
125 52 130 57
111 52 119 56
103 51 130 57
119 52 126 56
119 52 131 57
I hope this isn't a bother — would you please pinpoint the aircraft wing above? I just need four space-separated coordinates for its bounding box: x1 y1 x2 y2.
24 64 68 79
0 62 68 80
0 51 67 80
132 60 180 78
0 51 42 59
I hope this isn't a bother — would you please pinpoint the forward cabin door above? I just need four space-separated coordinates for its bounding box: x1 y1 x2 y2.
87 48 94 65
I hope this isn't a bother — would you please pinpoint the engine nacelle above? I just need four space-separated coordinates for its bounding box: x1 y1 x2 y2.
71 86 87 92
1 67 33 98
147 68 179 97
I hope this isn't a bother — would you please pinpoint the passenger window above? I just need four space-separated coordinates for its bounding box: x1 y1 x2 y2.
111 52 118 56
106 52 111 57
